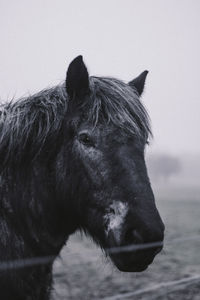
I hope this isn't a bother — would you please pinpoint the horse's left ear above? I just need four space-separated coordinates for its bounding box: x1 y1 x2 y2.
66 55 90 99
128 70 148 96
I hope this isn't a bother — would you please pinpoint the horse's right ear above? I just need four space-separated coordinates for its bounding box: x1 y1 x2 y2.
128 71 148 96
66 55 90 99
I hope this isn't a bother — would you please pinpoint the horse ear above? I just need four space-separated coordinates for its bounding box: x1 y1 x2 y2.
66 55 89 99
128 70 148 96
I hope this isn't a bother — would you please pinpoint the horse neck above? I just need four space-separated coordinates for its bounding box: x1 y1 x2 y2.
0 161 73 257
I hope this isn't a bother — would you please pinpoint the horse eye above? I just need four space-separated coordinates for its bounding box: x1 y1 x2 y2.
78 133 94 146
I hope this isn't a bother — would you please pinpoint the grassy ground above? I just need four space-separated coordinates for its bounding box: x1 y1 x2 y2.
51 187 200 299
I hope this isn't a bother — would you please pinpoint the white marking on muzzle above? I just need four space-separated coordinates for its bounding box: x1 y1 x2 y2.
104 201 128 243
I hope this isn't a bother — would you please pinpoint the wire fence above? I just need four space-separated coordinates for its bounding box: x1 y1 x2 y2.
0 234 200 299
0 255 55 271
102 274 200 300
0 234 199 271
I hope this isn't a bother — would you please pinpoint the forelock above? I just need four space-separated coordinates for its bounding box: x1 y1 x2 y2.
86 76 152 139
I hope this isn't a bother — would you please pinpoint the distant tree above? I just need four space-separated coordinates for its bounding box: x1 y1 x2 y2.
147 154 182 182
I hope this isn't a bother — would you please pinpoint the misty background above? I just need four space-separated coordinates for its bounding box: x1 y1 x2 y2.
0 0 199 197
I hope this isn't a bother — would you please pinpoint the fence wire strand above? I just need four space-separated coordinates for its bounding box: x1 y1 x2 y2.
102 274 200 300
0 234 199 271
0 234 200 299
0 255 55 271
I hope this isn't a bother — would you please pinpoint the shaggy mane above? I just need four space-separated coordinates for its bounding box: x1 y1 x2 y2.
0 77 151 168
0 85 67 168
89 77 151 137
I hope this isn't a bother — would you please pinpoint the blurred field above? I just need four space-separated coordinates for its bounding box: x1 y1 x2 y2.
51 187 200 299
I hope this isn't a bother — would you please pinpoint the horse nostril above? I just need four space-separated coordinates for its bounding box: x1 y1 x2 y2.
124 229 144 244
132 229 143 244
125 229 144 244
125 228 164 248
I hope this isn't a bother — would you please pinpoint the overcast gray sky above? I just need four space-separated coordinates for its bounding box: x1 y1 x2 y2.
0 0 199 155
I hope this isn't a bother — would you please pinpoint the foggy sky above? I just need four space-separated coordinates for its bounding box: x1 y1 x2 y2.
0 0 199 155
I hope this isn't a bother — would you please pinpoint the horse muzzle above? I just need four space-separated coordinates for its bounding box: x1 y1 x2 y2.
106 226 164 272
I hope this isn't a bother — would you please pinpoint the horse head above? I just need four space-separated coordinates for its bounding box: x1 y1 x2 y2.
61 56 164 272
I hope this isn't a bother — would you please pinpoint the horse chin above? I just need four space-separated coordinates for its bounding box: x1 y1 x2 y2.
109 252 156 273
115 262 149 272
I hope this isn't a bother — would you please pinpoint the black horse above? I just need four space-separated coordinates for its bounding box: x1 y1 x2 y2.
0 56 164 299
